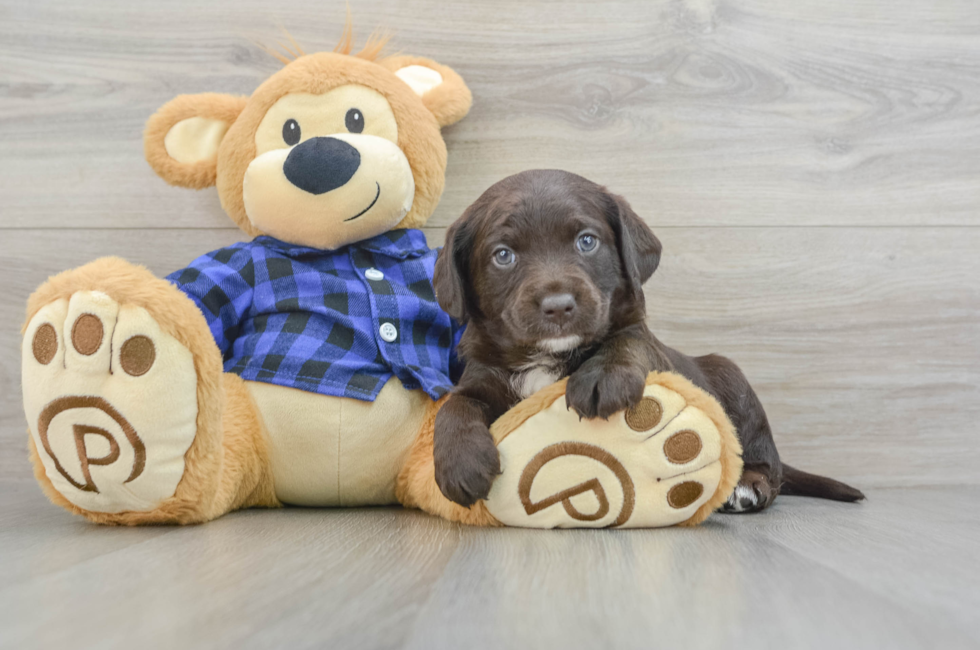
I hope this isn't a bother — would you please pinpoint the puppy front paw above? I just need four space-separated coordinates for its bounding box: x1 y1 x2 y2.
434 421 501 508
566 363 647 420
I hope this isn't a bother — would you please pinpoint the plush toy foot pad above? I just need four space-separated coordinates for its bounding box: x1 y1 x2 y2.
22 291 199 514
484 373 741 529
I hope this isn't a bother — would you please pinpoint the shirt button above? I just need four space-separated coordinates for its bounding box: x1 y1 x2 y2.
379 322 398 343
365 268 385 281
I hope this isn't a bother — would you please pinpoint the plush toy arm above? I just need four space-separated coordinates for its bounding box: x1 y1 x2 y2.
165 244 256 356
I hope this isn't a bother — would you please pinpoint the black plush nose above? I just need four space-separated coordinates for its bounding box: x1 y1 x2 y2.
283 137 360 195
540 293 577 325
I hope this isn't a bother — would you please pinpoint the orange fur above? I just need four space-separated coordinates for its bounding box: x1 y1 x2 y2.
214 52 454 236
378 55 473 128
24 258 279 525
143 94 248 189
261 17 391 65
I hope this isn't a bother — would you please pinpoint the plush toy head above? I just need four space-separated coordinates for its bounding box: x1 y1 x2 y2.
145 34 471 250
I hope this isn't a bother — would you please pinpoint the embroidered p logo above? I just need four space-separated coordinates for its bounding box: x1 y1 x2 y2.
517 442 636 528
36 396 146 494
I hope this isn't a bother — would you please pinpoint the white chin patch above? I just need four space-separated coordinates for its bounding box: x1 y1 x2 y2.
537 335 583 353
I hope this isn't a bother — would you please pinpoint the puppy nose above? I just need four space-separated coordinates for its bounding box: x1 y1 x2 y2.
540 293 576 324
283 136 360 195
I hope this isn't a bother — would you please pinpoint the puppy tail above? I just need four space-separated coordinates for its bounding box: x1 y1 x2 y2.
780 464 866 503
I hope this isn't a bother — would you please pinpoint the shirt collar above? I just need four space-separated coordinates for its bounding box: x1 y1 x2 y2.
254 229 431 260
358 229 431 259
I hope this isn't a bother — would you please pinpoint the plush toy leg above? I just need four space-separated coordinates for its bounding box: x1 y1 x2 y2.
397 372 742 529
22 257 278 525
486 372 743 528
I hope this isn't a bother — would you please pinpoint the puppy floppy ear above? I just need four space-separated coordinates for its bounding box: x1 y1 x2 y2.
144 93 247 189
380 56 472 127
434 217 476 322
606 193 663 294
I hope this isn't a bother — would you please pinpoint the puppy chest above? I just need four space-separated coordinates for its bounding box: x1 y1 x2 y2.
512 365 563 399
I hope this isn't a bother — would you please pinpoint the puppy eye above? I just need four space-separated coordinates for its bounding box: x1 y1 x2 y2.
282 119 301 146
577 233 599 253
492 247 516 268
345 108 365 134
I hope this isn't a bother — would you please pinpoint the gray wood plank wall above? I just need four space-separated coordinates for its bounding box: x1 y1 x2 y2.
1 0 977 487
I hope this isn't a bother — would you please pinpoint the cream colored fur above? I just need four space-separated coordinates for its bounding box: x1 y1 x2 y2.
24 258 279 525
485 380 728 528
242 132 414 250
485 373 743 527
248 378 427 506
23 294 199 513
164 117 231 164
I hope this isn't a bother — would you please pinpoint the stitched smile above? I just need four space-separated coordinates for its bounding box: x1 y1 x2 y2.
344 182 381 222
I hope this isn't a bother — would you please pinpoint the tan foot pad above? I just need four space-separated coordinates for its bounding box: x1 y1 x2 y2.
22 291 199 514
484 373 742 529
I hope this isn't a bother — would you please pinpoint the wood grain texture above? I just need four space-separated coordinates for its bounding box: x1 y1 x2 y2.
1 481 978 649
1 0 980 229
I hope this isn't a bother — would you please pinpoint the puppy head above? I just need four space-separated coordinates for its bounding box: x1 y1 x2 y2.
145 38 471 250
435 169 661 355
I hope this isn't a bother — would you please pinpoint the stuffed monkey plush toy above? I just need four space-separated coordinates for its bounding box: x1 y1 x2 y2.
21 33 741 528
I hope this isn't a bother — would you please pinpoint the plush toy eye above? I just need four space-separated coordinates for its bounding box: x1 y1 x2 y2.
576 233 599 253
493 247 516 268
345 108 364 133
282 119 301 146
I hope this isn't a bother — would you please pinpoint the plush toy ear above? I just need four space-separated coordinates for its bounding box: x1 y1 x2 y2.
144 93 248 189
381 56 472 127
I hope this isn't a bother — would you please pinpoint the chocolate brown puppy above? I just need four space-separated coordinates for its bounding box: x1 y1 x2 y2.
433 169 864 512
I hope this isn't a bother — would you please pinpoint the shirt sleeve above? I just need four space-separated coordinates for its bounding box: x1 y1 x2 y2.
166 243 256 358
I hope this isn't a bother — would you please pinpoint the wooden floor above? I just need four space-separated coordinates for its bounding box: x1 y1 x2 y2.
1 1 979 648
1 482 978 650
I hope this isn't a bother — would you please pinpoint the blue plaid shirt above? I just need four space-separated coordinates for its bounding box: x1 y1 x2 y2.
166 229 462 402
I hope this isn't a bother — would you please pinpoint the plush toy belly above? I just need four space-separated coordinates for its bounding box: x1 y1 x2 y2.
247 377 427 506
